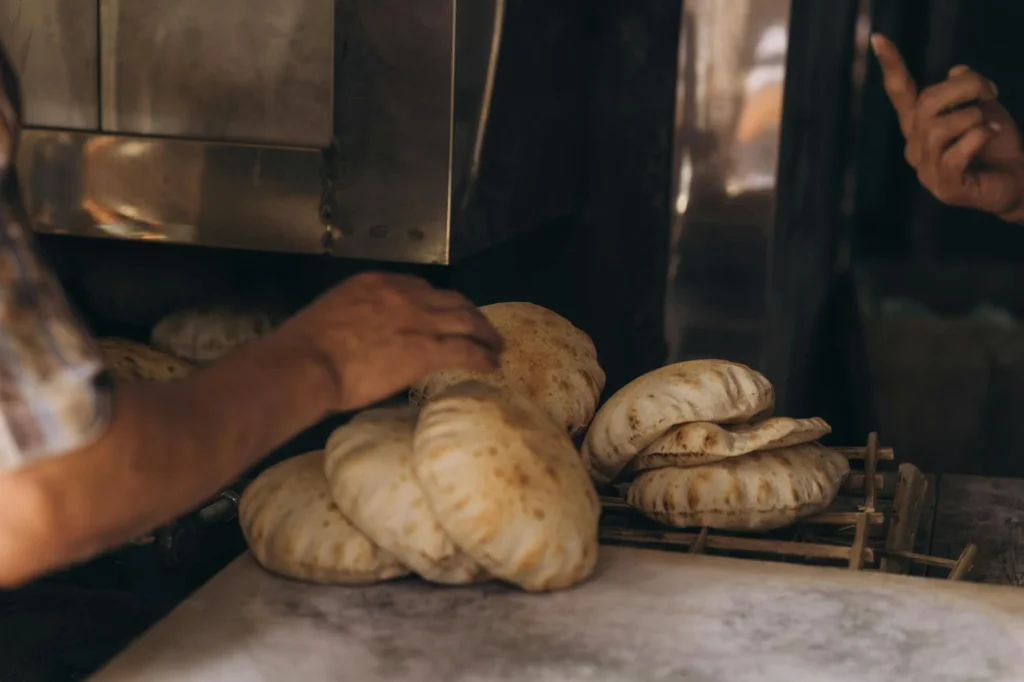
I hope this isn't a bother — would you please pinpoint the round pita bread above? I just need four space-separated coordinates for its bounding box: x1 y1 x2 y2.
409 302 605 436
631 416 831 471
626 443 850 531
412 381 600 592
151 306 278 363
324 406 487 585
582 360 774 483
239 451 409 585
98 338 194 382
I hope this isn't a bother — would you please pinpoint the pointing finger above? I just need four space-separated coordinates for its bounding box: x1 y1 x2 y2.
871 33 919 137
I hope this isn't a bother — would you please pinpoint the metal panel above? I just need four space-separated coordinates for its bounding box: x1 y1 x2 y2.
17 129 326 253
0 0 98 129
322 0 456 265
11 0 586 263
446 0 589 262
99 0 333 147
666 0 792 365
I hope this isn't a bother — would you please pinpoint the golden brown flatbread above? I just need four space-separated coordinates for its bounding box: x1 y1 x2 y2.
626 444 849 532
412 381 600 592
98 338 193 383
239 451 409 585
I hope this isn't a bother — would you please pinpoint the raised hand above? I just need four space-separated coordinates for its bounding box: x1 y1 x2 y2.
277 272 503 413
872 33 1024 223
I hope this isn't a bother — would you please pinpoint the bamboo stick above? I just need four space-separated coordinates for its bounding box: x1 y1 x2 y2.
841 473 891 496
879 464 929 574
599 528 874 563
877 549 955 569
948 544 978 581
599 497 631 511
863 433 879 511
599 499 884 527
848 512 870 570
834 445 894 460
809 511 885 525
689 527 710 554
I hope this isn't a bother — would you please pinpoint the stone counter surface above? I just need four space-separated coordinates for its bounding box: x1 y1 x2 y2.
89 546 1024 682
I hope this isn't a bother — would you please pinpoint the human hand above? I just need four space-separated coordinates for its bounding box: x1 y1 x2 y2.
871 33 1024 223
277 272 503 413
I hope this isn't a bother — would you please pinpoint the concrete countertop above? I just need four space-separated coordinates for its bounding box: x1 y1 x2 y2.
89 545 1024 682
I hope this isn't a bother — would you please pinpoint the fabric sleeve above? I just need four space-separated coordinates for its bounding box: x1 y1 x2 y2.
0 46 112 470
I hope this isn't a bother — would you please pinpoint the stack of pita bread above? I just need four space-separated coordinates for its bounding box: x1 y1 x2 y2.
583 360 850 532
151 305 280 363
239 303 604 592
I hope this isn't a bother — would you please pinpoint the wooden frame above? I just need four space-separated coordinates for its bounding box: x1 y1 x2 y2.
599 432 978 580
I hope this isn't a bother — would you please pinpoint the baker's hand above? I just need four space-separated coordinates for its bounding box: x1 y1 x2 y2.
872 34 1024 223
278 272 502 413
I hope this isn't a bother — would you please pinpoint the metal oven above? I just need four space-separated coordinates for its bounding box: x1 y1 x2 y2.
2 0 589 263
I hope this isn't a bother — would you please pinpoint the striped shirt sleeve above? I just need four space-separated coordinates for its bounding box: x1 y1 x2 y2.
0 46 112 470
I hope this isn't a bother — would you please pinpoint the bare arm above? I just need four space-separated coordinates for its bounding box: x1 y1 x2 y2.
0 270 505 589
0 330 335 586
0 268 505 589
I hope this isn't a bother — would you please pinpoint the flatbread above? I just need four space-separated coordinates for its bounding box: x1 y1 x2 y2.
151 305 278 363
626 443 850 531
631 416 831 471
412 381 600 592
324 406 487 585
410 302 605 437
239 451 409 585
582 360 774 483
97 338 194 382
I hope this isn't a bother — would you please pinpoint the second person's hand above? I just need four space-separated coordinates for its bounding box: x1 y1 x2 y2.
871 33 1024 223
275 272 503 413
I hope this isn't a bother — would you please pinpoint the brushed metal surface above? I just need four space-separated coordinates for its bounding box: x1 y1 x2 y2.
0 0 98 129
443 0 588 261
10 0 584 263
17 129 326 254
99 0 333 147
324 0 456 264
666 0 793 366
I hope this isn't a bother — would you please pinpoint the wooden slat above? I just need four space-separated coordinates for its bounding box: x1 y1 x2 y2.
599 528 874 563
877 549 955 569
808 511 885 525
841 473 890 496
834 445 895 460
948 544 979 581
613 473 892 496
863 432 879 511
599 497 631 511
848 512 870 570
879 463 929 574
599 499 883 527
689 527 710 554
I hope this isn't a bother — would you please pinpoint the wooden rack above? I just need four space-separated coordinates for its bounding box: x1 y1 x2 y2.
599 432 979 580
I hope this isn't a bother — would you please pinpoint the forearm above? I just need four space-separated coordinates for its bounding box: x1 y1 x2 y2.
0 331 335 587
